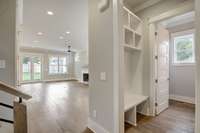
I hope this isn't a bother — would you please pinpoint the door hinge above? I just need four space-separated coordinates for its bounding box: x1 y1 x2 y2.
155 79 158 83
155 55 158 60
155 103 158 107
155 32 158 36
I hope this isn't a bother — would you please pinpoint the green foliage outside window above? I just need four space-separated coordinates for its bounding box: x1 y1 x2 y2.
174 34 194 63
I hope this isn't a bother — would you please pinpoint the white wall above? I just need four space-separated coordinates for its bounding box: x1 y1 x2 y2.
0 0 16 85
195 0 200 132
169 65 195 101
168 24 195 103
0 0 16 131
88 0 117 132
135 0 194 115
20 47 76 82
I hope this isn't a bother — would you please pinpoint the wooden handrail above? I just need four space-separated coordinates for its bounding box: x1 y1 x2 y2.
0 81 32 100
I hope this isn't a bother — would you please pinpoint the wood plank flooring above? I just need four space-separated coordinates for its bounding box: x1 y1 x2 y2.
20 81 90 133
20 81 195 133
125 100 195 133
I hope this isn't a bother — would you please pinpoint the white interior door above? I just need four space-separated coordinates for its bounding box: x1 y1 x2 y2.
155 24 170 115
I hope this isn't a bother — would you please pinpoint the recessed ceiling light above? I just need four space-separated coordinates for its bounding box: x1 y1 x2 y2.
47 11 54 15
59 36 64 39
37 32 44 36
66 31 71 34
33 40 40 43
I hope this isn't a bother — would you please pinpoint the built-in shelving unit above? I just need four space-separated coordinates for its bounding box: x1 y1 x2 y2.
122 6 142 51
121 5 148 127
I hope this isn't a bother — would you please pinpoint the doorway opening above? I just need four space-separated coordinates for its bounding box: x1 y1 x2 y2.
151 11 196 132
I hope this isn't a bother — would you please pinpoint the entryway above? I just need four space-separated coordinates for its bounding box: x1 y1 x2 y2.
153 12 196 116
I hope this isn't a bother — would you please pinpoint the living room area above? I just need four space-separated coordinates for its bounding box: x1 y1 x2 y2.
16 0 90 132
17 0 89 85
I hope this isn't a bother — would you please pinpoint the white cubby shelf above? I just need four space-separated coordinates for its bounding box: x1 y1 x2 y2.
121 44 141 52
122 6 142 51
121 5 148 127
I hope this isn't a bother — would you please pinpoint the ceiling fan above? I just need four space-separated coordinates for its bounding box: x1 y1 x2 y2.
67 45 71 53
65 40 72 53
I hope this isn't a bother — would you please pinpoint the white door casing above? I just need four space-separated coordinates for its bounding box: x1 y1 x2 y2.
155 24 170 115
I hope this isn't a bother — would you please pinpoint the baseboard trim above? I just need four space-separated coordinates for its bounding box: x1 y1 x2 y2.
88 118 110 133
20 78 78 84
43 79 78 82
170 94 195 104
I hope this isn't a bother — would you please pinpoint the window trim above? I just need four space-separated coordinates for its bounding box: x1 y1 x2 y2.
171 29 195 66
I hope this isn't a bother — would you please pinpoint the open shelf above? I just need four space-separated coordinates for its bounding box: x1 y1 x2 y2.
124 26 134 46
122 6 129 26
124 92 148 111
135 33 142 47
123 6 142 35
130 15 142 34
122 44 141 52
123 26 142 50
122 6 142 50
121 4 148 128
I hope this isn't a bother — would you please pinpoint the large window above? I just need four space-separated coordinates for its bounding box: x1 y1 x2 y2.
173 33 195 64
49 56 67 74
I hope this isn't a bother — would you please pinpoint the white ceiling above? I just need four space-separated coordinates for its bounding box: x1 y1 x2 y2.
160 11 195 28
22 0 88 52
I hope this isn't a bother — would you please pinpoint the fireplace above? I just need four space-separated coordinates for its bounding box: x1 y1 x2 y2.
83 73 89 82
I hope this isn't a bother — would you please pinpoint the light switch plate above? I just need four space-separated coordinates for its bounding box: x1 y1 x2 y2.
0 60 6 69
100 72 106 81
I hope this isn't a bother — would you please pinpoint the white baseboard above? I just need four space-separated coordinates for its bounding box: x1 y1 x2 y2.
88 118 110 133
43 78 78 82
170 94 195 104
20 78 78 84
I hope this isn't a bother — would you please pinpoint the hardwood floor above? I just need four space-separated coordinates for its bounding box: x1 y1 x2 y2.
20 81 90 133
20 81 195 133
125 100 195 133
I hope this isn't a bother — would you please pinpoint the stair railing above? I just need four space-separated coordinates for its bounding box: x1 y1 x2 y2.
0 81 32 133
